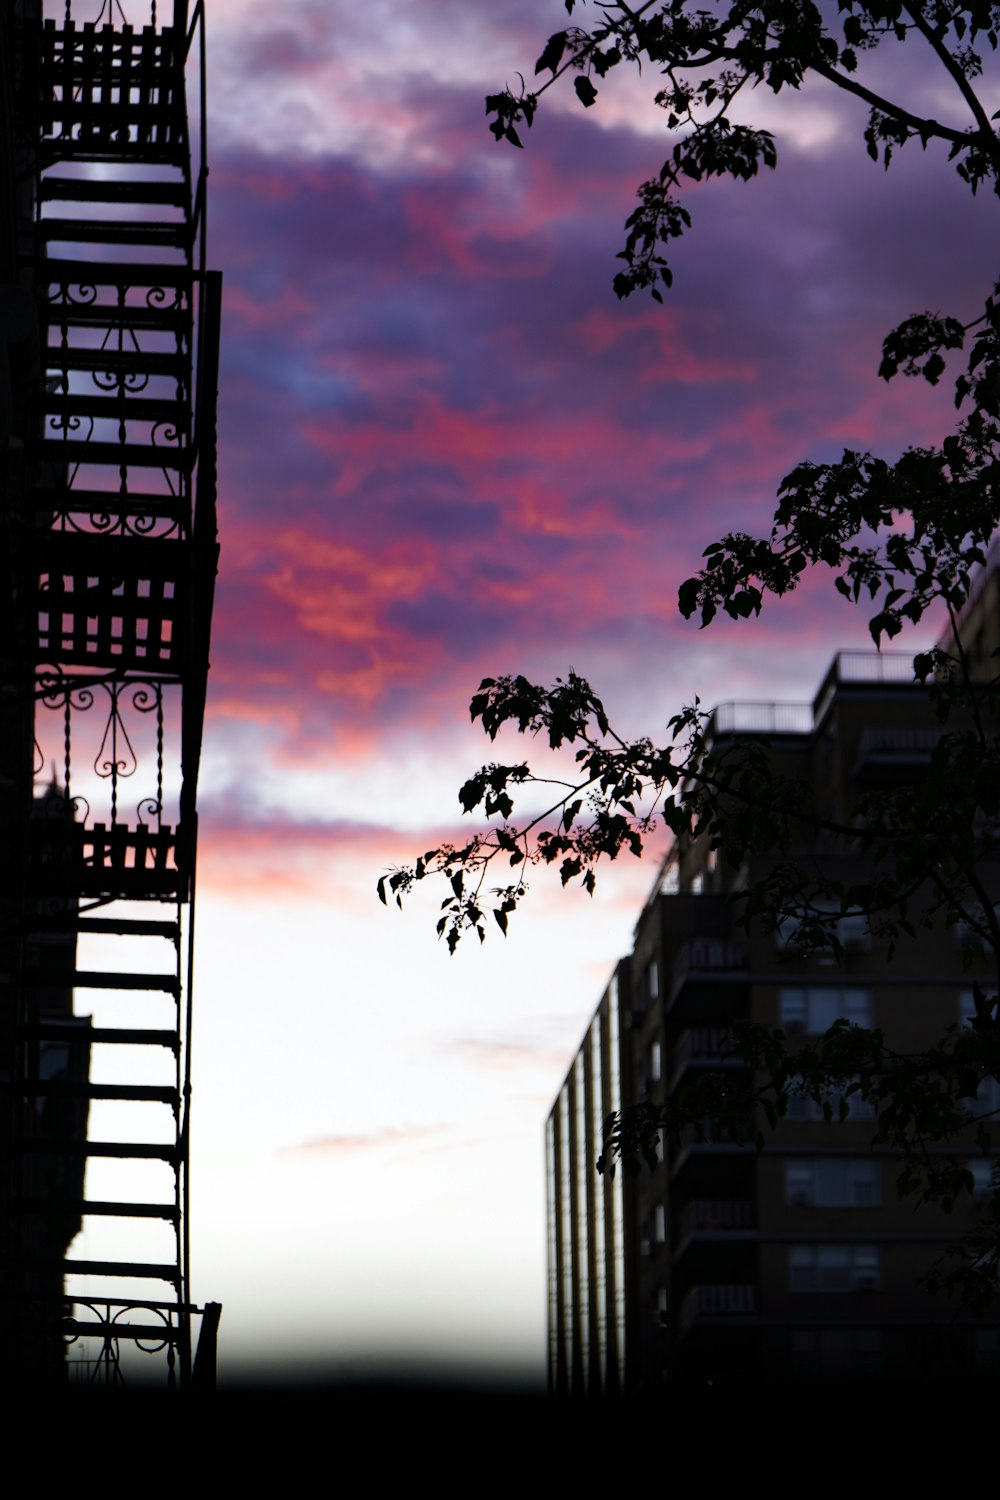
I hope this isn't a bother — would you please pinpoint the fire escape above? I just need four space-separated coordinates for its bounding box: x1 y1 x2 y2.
1 1 220 1386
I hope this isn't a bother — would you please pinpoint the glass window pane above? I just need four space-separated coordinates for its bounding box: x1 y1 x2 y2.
780 989 807 1027
845 989 871 1025
811 991 840 1032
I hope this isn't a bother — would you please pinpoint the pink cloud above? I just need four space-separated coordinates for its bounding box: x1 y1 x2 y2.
278 1124 452 1159
193 84 993 833
222 282 318 331
445 1038 578 1077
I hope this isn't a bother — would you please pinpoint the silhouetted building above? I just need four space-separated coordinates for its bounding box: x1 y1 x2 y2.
0 776 93 1381
548 645 1000 1395
1 0 221 1386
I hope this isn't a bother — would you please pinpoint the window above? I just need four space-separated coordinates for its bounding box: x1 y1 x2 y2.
954 905 1000 955
854 1245 881 1290
775 904 869 954
785 1158 880 1207
837 910 870 952
647 1039 662 1086
645 958 659 1002
780 987 871 1035
968 1076 1000 1118
970 1159 998 1203
776 914 801 950
788 1244 880 1292
785 1083 875 1122
641 1202 666 1257
961 989 999 1029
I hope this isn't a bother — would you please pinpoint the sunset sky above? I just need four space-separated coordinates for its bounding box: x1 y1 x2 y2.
81 1 996 1381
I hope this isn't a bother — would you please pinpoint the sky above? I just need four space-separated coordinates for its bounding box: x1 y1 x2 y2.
62 1 1000 1383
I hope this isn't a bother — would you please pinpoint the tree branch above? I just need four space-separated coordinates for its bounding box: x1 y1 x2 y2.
901 0 1000 158
809 56 973 149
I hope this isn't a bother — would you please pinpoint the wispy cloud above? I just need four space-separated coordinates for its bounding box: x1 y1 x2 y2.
446 1037 577 1078
278 1123 452 1159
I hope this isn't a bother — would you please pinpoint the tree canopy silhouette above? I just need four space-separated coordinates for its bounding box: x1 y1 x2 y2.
380 1 1000 1304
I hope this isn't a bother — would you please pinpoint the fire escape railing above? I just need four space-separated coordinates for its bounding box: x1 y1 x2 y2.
1 0 220 1389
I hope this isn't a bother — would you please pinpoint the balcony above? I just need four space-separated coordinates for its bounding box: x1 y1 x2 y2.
710 702 812 737
678 1283 757 1336
673 1197 756 1261
680 1197 755 1237
813 650 918 723
667 938 746 1013
853 725 941 779
669 1116 753 1179
667 1026 744 1090
704 651 919 750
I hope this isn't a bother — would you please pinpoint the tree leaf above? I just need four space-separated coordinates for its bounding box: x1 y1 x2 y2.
574 75 598 108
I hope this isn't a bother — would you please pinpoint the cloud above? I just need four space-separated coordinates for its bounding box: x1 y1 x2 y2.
191 40 996 861
445 1037 577 1078
278 1123 452 1159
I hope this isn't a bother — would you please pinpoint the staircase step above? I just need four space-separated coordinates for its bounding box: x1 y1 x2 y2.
38 218 192 249
42 302 190 333
50 1258 180 1283
34 870 183 900
19 1081 178 1105
41 258 192 289
20 970 179 996
23 824 181 888
17 1139 178 1163
40 99 182 128
38 111 185 152
27 915 180 941
39 141 187 171
24 1023 178 1051
30 438 191 471
27 487 186 523
33 525 186 561
39 351 188 385
39 392 188 423
16 1198 178 1223
39 176 188 208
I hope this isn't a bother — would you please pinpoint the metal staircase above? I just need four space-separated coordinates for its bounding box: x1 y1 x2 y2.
1 1 220 1388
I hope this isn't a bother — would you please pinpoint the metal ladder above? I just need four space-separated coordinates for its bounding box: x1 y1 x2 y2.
2 0 220 1388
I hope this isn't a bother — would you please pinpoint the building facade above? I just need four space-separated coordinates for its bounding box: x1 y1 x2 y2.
546 960 631 1398
547 648 1000 1395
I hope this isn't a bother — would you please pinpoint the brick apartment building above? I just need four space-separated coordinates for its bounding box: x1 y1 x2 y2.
547 634 1000 1396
